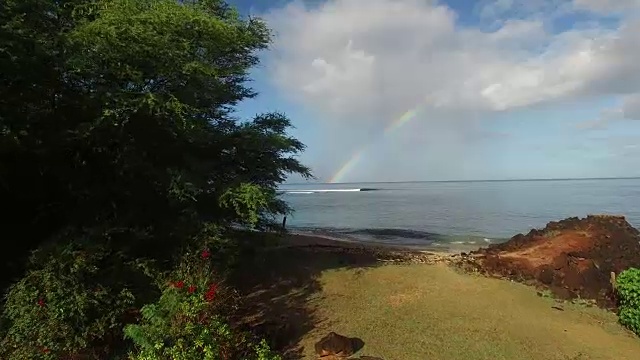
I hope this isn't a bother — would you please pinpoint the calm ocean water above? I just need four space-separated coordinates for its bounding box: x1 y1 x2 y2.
278 178 640 249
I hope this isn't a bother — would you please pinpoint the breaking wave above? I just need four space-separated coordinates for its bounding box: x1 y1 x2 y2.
279 188 380 194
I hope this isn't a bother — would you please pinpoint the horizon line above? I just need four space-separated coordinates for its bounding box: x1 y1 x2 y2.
284 176 640 186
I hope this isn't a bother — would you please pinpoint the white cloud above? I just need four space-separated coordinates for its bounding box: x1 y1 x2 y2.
263 0 640 181
269 1 557 117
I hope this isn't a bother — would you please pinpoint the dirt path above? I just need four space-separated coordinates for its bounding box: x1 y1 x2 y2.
298 264 640 360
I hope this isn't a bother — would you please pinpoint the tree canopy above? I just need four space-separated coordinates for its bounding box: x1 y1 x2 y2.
0 0 309 282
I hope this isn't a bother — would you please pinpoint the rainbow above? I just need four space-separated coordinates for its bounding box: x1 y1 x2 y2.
328 148 367 184
328 105 425 183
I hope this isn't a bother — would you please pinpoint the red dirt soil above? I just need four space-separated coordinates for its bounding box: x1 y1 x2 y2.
468 215 640 308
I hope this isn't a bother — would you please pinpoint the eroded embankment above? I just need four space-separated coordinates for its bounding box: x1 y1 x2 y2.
464 215 640 308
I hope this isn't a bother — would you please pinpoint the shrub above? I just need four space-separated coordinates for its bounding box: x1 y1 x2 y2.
616 267 640 336
125 246 281 360
1 241 157 360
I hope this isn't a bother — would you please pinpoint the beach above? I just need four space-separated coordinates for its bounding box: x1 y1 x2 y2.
283 232 486 255
230 215 640 359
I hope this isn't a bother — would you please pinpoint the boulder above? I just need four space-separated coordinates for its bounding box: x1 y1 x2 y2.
314 332 363 358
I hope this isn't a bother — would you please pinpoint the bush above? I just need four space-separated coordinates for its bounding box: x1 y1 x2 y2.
1 230 282 360
124 246 281 360
616 268 640 336
1 240 158 360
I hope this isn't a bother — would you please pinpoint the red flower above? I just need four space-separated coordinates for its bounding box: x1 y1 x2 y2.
188 285 197 294
172 281 185 289
201 248 211 259
37 298 45 307
204 283 218 302
42 347 50 354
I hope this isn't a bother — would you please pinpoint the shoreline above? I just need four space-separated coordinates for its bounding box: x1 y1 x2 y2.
269 214 639 309
235 215 640 358
283 231 484 255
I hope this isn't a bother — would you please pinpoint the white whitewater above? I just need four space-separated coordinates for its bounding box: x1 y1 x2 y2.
281 188 363 193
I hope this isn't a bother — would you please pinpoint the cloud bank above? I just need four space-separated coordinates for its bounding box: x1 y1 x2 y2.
262 0 640 182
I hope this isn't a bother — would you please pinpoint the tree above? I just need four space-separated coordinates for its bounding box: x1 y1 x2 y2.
0 0 309 285
1 0 309 357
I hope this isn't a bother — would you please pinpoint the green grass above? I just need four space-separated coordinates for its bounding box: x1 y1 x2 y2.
299 264 640 360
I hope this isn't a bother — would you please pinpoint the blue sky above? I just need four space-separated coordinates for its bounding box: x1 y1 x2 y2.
227 0 640 182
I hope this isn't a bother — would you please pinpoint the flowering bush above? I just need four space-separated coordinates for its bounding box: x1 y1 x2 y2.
1 241 157 360
125 247 281 360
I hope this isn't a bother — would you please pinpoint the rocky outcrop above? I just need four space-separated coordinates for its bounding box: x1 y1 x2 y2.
467 215 640 308
314 332 363 358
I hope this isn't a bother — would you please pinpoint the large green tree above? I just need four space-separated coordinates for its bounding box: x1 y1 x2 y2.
0 0 309 281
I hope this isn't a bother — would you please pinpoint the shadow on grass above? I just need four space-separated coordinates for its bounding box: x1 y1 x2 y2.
227 235 382 359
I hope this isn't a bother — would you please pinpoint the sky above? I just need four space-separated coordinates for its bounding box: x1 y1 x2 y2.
227 0 640 183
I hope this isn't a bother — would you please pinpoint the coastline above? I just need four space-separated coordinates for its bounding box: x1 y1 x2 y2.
283 231 483 255
279 215 639 309
234 215 640 359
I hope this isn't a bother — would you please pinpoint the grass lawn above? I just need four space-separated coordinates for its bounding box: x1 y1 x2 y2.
296 263 640 360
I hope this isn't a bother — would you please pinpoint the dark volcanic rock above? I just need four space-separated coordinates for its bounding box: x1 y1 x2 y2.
314 332 363 358
469 215 640 308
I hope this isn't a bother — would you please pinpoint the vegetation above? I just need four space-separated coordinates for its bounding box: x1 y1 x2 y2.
1 241 156 359
617 268 640 336
123 245 281 360
0 0 308 358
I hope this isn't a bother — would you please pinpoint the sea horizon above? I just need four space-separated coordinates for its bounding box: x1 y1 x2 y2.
284 176 640 186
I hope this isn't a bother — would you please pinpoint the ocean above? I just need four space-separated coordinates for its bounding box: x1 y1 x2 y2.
278 178 640 249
